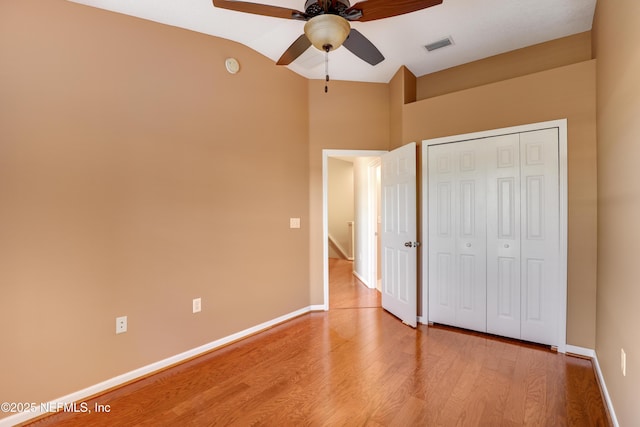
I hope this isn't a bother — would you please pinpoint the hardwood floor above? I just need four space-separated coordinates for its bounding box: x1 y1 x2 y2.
328 257 381 309
26 258 609 426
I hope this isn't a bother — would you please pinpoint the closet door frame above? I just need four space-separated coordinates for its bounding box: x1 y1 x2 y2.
420 119 568 353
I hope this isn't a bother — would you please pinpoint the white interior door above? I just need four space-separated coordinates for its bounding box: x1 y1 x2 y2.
381 143 417 327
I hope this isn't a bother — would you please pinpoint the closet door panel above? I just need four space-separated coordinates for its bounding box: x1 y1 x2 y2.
520 128 560 345
486 134 521 339
428 145 456 325
454 142 487 331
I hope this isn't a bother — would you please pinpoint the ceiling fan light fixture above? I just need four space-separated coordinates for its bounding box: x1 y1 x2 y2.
304 14 350 52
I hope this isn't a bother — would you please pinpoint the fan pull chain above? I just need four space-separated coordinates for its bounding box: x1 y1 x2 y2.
324 46 330 93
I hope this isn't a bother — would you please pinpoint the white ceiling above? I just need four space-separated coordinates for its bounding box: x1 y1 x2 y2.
68 0 597 83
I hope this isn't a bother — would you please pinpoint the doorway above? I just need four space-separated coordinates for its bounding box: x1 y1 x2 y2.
322 150 387 309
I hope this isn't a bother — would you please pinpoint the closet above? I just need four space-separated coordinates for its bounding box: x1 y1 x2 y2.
427 128 560 346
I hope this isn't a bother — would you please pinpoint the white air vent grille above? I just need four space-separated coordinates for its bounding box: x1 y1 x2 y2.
424 37 453 52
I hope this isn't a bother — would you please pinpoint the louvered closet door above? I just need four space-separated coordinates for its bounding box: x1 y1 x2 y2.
428 140 487 332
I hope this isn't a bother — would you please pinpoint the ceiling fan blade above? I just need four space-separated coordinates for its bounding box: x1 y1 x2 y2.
276 34 312 65
212 0 306 20
342 29 384 65
347 0 443 22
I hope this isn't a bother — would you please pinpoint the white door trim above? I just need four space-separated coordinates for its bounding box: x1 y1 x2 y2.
322 149 388 310
367 157 382 290
421 119 568 352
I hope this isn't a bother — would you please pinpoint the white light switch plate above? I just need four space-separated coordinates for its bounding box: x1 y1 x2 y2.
290 218 301 228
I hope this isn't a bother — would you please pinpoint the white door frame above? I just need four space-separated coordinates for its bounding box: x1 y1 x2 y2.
322 149 388 310
421 119 568 352
367 157 382 291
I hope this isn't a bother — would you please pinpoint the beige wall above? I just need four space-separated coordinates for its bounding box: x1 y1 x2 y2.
417 31 592 100
593 1 640 424
2 0 617 422
0 0 310 412
389 66 417 147
404 61 598 349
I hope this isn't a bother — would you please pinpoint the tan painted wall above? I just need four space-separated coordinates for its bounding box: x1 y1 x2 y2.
593 1 640 424
308 80 390 304
417 31 592 100
0 0 309 412
404 61 598 349
0 0 609 420
389 66 417 148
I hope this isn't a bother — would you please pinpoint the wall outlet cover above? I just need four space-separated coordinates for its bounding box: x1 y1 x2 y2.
116 316 127 334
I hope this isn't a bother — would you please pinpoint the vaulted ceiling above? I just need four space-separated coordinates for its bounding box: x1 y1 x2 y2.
69 0 597 83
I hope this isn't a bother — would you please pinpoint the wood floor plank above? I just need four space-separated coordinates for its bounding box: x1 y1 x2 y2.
25 259 610 427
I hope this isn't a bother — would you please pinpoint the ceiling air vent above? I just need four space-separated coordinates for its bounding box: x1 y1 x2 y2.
424 37 453 52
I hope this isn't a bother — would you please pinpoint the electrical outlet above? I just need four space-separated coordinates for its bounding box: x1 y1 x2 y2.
289 218 301 229
115 316 127 334
621 348 627 377
192 298 201 313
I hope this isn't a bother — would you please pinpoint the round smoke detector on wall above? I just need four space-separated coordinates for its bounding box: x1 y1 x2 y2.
225 58 240 74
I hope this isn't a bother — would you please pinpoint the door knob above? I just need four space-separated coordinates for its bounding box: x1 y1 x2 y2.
504 244 510 248
466 243 471 247
404 242 420 248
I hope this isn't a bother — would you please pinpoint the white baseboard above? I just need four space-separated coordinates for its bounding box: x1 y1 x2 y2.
565 344 596 358
352 270 374 289
565 345 618 427
0 306 315 427
592 350 620 427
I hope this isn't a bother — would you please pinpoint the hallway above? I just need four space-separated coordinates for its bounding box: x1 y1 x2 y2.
328 258 381 309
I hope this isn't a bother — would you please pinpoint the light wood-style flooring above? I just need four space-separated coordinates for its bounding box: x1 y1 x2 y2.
328 257 381 309
27 258 609 426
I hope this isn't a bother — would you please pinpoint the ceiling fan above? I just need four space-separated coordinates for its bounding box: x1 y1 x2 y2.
211 0 443 66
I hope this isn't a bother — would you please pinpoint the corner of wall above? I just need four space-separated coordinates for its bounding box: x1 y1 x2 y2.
389 66 417 149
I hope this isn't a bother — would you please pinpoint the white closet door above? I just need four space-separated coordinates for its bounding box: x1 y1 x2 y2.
427 144 457 326
486 134 522 340
428 141 487 332
519 129 560 345
455 141 487 331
